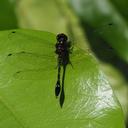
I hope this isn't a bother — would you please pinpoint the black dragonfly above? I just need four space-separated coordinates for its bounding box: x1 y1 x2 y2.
55 33 72 107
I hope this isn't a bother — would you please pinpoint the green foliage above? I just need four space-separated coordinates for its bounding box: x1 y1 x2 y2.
0 0 127 127
69 0 128 124
70 0 128 62
0 29 125 128
0 0 18 30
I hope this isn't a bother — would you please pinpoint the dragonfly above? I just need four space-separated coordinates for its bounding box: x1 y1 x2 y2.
55 33 72 106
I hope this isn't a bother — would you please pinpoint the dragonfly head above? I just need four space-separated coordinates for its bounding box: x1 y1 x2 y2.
57 33 68 43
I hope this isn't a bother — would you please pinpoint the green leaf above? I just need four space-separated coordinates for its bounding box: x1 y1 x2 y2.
70 0 128 62
0 29 124 128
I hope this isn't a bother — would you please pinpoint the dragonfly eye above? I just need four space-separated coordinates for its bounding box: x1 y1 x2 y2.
57 33 68 42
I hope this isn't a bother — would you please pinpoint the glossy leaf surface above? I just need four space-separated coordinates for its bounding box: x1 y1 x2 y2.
0 29 124 128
